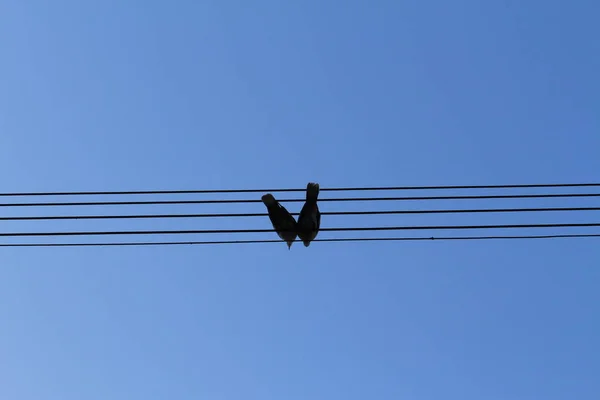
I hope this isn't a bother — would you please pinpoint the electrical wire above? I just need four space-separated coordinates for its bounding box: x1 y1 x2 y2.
1 182 599 196
1 192 600 207
1 222 600 237
1 206 600 221
2 233 600 247
1 184 598 248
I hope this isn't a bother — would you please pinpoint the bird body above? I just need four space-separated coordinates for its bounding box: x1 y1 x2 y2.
261 193 297 249
297 182 321 247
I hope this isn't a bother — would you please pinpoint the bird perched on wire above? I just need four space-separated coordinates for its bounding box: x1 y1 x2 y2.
297 182 321 247
261 193 297 249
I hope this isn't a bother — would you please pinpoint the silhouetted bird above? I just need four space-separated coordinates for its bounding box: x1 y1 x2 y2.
261 193 297 249
297 182 321 247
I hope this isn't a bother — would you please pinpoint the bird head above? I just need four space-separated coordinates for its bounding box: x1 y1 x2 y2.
261 193 277 206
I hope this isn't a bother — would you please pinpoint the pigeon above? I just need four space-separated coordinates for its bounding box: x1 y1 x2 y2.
297 182 321 247
261 193 297 249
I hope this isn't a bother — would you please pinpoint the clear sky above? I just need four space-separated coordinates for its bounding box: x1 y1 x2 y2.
1 0 599 399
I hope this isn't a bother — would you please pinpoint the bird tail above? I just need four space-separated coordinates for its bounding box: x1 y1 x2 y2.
305 182 320 202
261 193 278 207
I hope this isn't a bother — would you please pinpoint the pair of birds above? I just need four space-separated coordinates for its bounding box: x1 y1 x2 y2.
261 182 321 249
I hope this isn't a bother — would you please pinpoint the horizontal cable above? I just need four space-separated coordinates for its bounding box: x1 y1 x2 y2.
1 192 600 207
1 182 599 197
2 206 600 221
1 233 600 247
0 222 600 237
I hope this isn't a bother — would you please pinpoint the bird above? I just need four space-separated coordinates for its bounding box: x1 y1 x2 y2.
261 193 298 249
297 182 321 247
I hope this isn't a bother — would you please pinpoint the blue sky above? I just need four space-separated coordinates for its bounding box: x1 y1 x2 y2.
1 0 599 399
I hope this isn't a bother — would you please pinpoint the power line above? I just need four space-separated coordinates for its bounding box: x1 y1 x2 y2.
1 233 599 247
2 192 600 207
1 182 599 197
2 206 600 221
1 222 600 237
